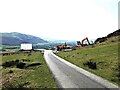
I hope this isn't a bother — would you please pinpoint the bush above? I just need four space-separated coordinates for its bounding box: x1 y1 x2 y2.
16 62 26 69
8 70 13 73
83 61 97 70
2 61 13 67
26 63 41 68
2 60 21 68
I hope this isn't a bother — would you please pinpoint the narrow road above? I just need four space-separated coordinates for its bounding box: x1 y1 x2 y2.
44 50 119 89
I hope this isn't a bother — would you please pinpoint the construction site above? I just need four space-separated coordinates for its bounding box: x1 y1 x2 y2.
56 37 94 51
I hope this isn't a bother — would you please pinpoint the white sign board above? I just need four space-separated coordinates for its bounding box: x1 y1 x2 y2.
21 44 32 50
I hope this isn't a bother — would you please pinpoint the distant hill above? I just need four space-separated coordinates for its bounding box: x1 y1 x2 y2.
95 29 120 44
0 32 47 46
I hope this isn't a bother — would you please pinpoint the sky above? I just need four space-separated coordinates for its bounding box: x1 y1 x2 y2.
0 0 119 41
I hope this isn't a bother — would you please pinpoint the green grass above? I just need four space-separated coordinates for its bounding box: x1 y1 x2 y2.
0 45 20 51
1 51 58 89
56 42 119 86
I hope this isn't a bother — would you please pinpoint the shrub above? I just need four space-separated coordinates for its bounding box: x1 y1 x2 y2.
26 63 41 68
16 62 26 69
83 61 97 70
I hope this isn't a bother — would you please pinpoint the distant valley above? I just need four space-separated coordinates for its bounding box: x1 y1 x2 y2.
0 29 119 50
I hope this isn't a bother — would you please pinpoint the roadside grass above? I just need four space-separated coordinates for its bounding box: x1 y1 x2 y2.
56 42 119 86
0 45 20 51
1 51 58 89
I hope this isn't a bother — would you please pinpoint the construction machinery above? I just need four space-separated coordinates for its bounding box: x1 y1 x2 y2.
81 37 90 46
76 37 91 47
56 42 72 51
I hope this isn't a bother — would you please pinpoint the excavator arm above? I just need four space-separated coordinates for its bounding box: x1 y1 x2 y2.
82 37 90 46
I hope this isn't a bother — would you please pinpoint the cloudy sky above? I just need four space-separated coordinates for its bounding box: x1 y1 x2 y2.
0 0 119 41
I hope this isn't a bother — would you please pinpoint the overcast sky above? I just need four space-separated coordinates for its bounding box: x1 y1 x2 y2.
0 0 119 41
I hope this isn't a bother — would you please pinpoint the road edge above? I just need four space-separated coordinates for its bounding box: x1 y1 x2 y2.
51 51 119 89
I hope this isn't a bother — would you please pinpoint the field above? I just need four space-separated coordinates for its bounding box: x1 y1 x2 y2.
0 45 20 51
56 42 120 86
1 51 58 89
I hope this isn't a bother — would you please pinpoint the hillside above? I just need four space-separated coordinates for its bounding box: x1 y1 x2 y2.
56 29 120 85
0 32 47 46
95 29 120 44
57 42 119 86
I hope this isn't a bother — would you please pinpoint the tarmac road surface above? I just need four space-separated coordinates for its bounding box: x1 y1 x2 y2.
44 50 119 89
